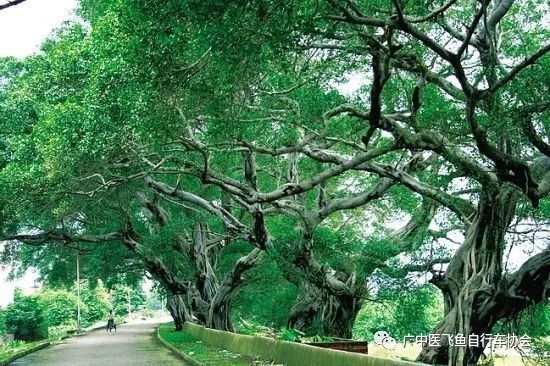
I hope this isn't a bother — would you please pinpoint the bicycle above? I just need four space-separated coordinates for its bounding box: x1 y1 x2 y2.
107 319 117 332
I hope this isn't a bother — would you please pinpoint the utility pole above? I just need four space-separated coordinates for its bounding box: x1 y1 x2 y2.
76 251 82 332
127 286 131 318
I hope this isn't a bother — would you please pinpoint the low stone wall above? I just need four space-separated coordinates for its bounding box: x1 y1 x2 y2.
0 341 50 366
155 325 202 366
183 323 422 366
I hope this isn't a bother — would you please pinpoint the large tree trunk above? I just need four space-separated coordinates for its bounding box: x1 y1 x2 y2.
136 188 266 334
288 282 362 339
288 283 324 332
208 301 234 332
320 293 362 339
288 200 436 339
166 293 191 331
417 187 519 365
206 248 263 332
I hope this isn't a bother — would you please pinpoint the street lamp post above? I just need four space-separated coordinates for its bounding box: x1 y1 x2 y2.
76 251 82 332
127 286 131 318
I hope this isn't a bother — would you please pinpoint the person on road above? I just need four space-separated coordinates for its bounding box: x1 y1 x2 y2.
107 310 116 332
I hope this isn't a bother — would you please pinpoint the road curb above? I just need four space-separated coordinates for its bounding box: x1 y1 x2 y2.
0 327 96 366
0 340 51 366
156 325 204 366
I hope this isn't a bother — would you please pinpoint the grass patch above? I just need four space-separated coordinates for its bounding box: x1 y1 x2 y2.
0 328 80 364
0 340 47 363
159 323 270 366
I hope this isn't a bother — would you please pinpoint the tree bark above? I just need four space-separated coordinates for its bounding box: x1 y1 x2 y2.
288 199 436 339
166 293 191 331
209 302 234 332
206 248 263 332
288 281 362 338
320 293 362 339
134 191 265 333
288 283 324 332
417 186 521 365
0 0 27 11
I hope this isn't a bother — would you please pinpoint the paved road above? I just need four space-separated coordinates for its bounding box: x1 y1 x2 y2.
11 321 186 366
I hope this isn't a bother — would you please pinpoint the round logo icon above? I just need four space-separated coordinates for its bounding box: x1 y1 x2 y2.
374 330 396 350
382 336 397 350
374 331 390 345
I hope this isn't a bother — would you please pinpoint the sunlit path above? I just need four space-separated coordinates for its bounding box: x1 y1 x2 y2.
10 321 185 366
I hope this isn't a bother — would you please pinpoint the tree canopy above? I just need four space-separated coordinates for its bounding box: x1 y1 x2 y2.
0 1 548 365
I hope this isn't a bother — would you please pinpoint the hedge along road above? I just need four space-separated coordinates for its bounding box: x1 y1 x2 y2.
10 321 186 366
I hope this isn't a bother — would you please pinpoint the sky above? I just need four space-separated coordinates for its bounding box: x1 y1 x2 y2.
0 0 77 307
0 0 77 58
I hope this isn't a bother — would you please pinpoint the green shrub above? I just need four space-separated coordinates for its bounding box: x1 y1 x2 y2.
232 250 297 328
4 289 46 341
353 284 442 341
47 325 74 339
38 289 78 328
80 280 111 326
279 328 300 342
111 284 146 318
3 282 116 341
0 307 6 338
0 339 26 352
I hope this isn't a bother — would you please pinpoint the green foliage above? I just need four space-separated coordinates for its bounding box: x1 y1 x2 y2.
4 289 46 341
110 284 146 318
3 281 114 341
353 284 443 341
38 289 78 328
0 307 6 338
0 2 548 361
306 335 335 343
279 328 300 342
0 339 46 363
530 337 550 365
80 280 111 326
232 251 298 328
493 302 550 340
145 291 164 311
158 323 256 365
